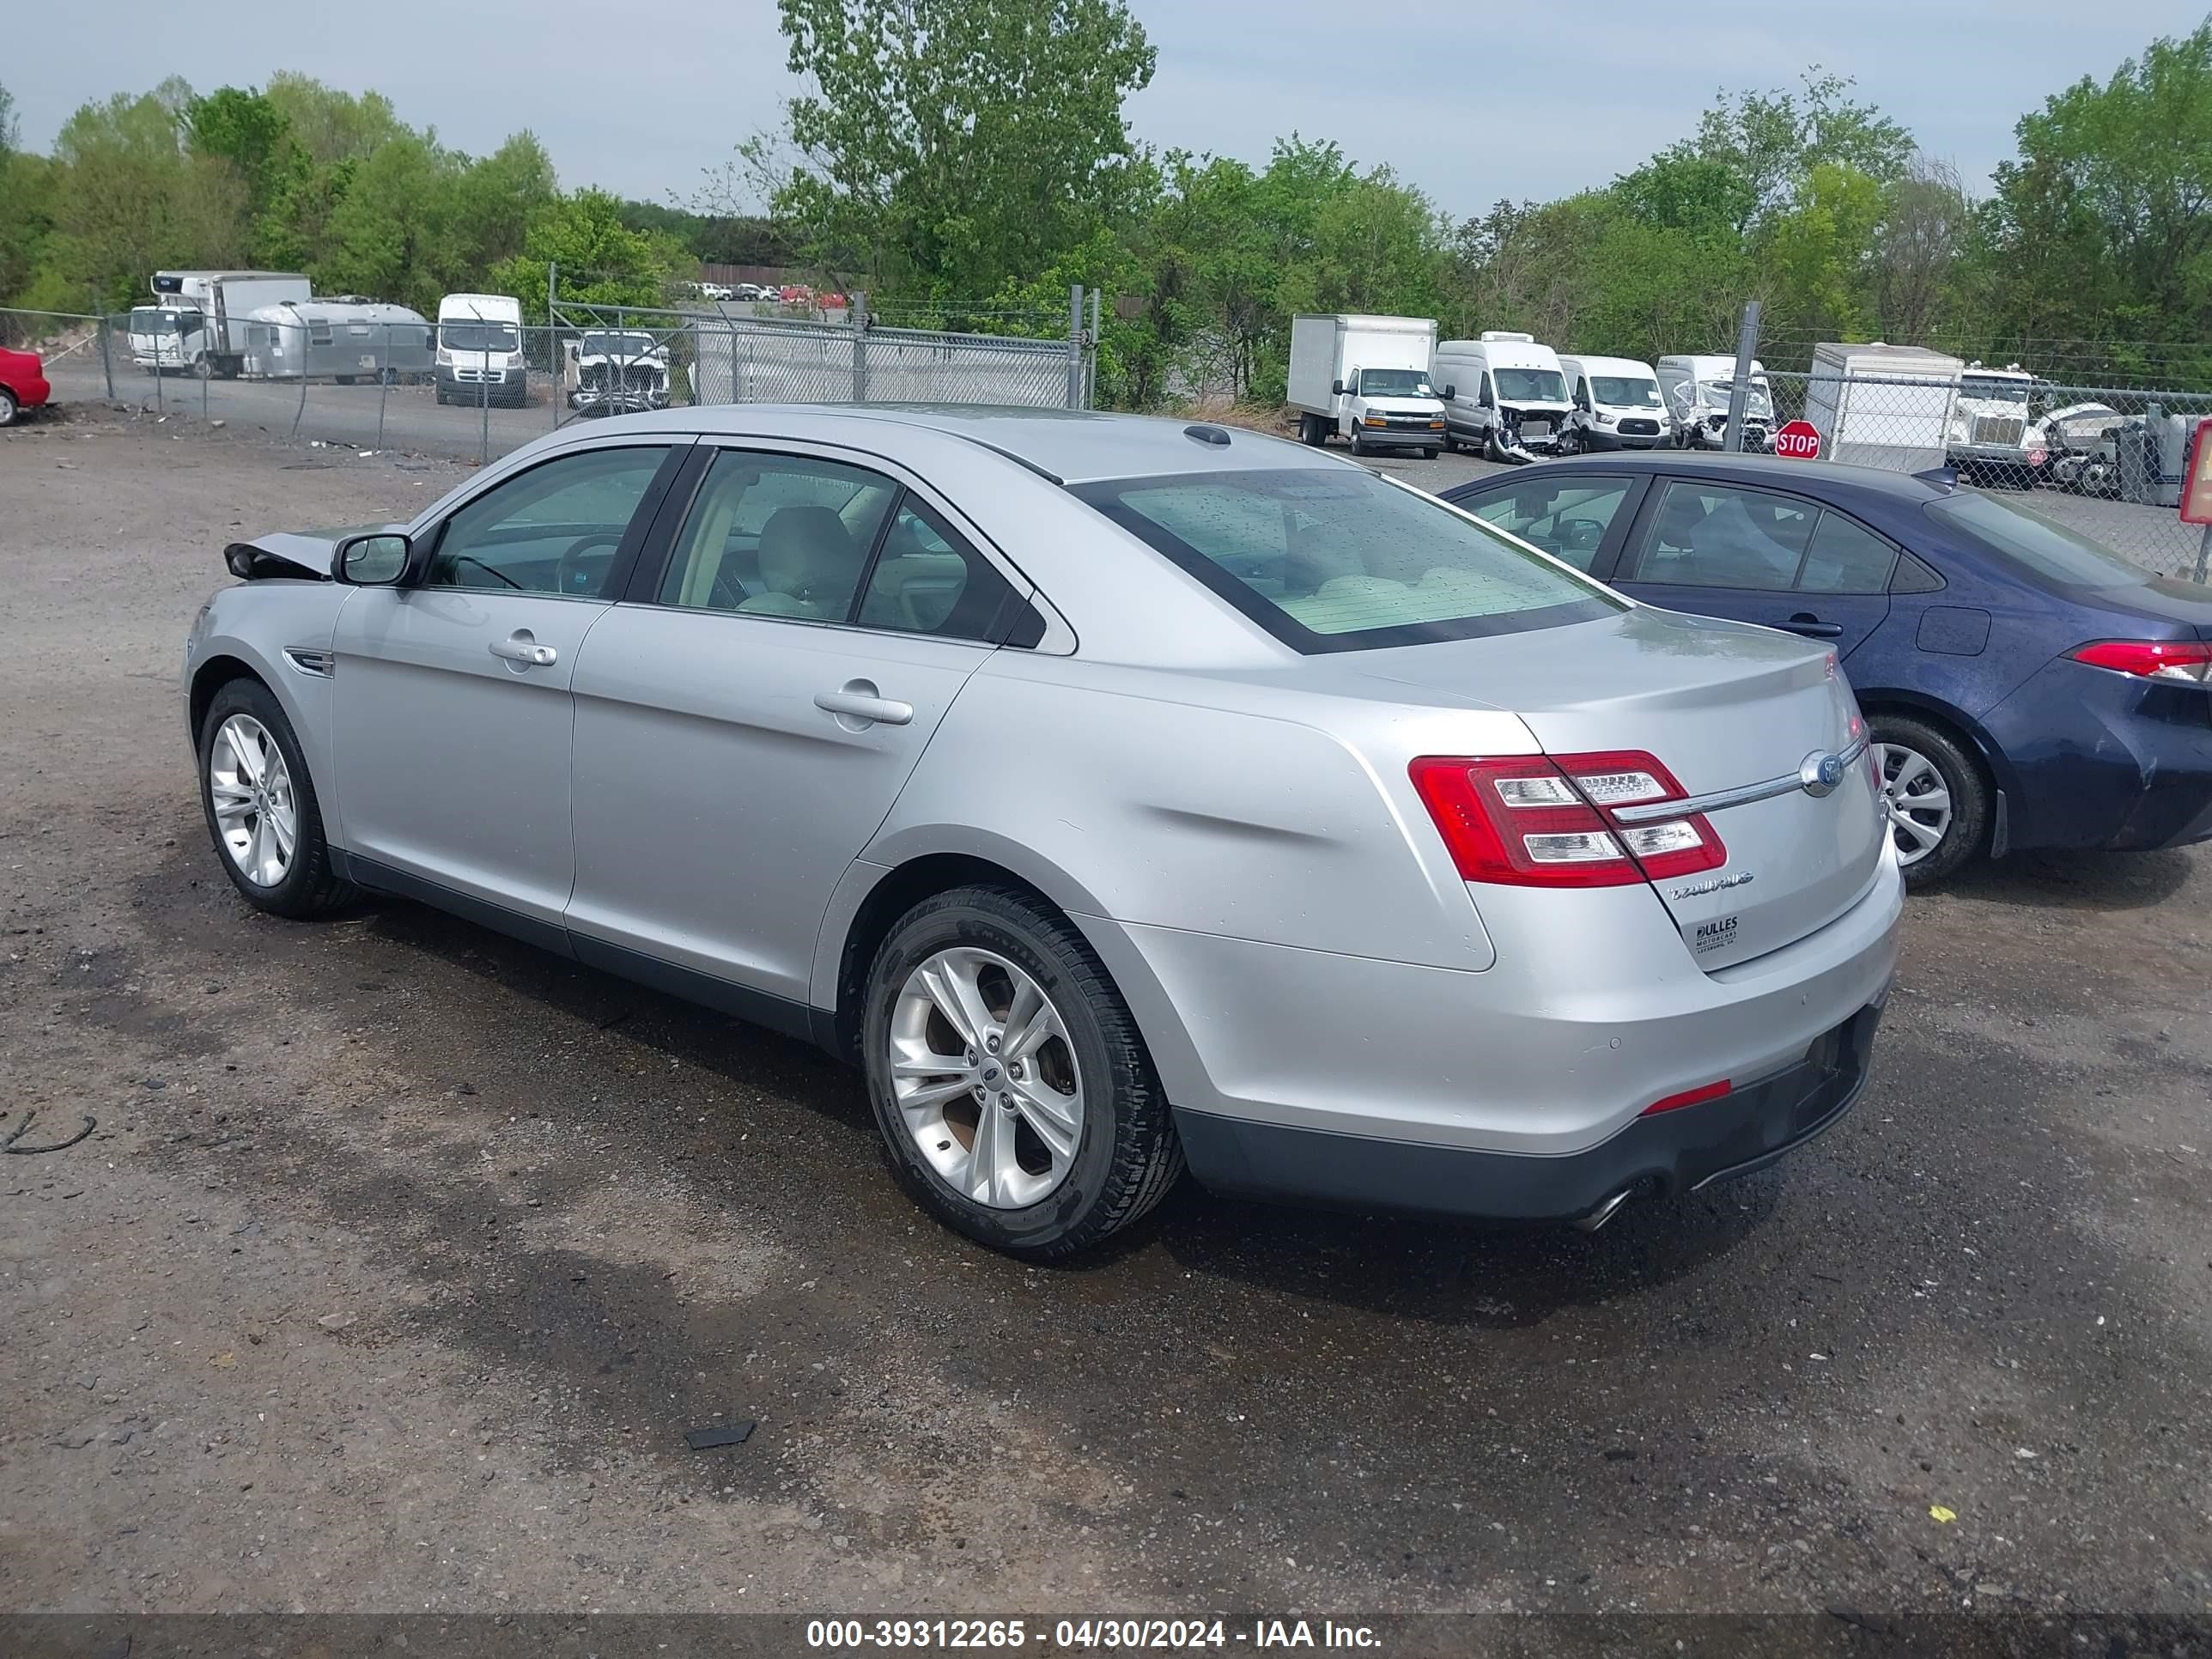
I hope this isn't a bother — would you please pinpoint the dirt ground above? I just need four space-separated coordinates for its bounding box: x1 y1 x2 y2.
3 411 2211 1639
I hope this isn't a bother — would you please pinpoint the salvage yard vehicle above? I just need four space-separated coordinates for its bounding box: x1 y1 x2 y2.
2036 403 2124 496
185 408 1899 1257
1443 453 2212 884
434 293 528 407
1946 362 2042 487
1558 354 1669 453
0 345 52 426
1658 354 1775 453
564 329 672 416
1287 313 1449 455
1805 342 1962 474
131 270 311 378
1434 332 1574 461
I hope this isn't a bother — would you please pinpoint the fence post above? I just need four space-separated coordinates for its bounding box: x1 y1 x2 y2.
480 343 490 467
1723 301 1761 454
291 319 307 439
99 316 114 400
851 290 869 404
376 323 390 449
1086 289 1098 408
1066 283 1085 410
547 263 561 430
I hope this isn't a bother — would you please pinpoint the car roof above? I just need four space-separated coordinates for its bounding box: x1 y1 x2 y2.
1460 451 1951 502
604 404 1336 485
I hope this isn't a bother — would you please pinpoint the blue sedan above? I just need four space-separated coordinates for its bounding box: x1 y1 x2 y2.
1440 453 2212 883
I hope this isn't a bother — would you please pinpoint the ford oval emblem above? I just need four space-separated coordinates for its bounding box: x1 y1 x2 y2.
1798 750 1847 799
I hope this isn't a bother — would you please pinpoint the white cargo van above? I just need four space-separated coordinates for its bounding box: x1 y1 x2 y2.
1557 354 1668 453
435 293 528 407
1803 342 1961 474
1286 313 1448 456
1656 355 1776 452
1432 333 1574 461
130 271 311 378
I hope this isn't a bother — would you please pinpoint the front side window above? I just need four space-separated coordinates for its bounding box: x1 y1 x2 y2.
659 451 897 618
1452 475 1634 574
1630 481 1816 592
425 446 672 598
1073 467 1620 653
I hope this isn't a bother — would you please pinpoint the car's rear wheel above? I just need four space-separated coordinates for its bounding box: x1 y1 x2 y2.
1870 714 1986 885
198 678 356 919
861 885 1182 1259
0 387 18 427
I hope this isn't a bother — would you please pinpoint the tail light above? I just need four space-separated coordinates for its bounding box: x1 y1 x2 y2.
1409 750 1728 889
1643 1079 1732 1116
2069 640 2212 683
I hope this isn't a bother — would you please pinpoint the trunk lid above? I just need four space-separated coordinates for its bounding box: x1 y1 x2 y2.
1358 606 1887 969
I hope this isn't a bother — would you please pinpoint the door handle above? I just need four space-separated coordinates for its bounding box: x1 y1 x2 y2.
1781 616 1844 639
815 682 914 726
489 632 558 667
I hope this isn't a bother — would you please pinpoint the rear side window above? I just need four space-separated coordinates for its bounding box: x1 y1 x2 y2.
1796 512 1897 594
1630 481 1815 591
1072 467 1620 653
1926 491 2153 588
855 498 1019 641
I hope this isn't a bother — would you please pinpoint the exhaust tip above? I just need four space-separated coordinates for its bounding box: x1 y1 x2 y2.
1572 1188 1634 1234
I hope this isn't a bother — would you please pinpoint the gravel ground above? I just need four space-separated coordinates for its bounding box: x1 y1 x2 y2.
3 412 2211 1638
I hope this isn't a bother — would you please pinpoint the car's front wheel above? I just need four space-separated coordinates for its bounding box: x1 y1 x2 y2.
1870 714 1987 886
198 678 357 919
861 885 1183 1259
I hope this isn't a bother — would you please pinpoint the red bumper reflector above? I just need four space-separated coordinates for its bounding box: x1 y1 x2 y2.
1642 1079 1732 1116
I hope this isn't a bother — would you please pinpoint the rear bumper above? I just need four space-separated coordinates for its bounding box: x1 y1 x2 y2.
1982 660 2212 852
1177 1000 1882 1221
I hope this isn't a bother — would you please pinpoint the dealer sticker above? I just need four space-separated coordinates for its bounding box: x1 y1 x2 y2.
1691 915 1740 956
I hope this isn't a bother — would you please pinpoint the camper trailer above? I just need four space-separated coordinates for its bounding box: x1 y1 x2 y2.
240 299 435 383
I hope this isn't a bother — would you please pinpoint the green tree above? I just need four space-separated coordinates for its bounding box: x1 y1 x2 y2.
1662 69 1911 236
748 0 1156 295
1762 163 1885 337
489 188 676 321
1978 20 2212 368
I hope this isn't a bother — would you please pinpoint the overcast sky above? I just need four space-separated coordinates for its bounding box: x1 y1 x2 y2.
9 1 2204 217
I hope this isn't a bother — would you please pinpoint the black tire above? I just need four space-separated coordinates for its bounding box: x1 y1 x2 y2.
196 677 357 920
1869 713 1988 888
861 884 1183 1260
0 387 18 428
335 374 357 386
1420 447 1437 460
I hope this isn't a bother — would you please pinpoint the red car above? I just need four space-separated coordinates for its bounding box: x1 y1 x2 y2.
0 347 52 426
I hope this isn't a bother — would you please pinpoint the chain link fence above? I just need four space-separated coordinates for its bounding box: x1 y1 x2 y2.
3 292 1097 468
1662 362 2212 580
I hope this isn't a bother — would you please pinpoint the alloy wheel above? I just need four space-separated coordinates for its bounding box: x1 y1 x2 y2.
207 714 297 888
890 947 1085 1209
1875 742 1953 867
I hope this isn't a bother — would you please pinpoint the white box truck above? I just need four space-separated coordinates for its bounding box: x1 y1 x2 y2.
1287 313 1447 456
129 270 310 378
1803 342 1961 474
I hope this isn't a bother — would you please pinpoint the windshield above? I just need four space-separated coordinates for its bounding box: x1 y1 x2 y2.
1494 368 1568 404
1590 375 1661 408
1961 377 2031 406
1358 368 1433 398
130 307 198 335
580 331 659 358
1700 379 1774 417
1928 491 2152 588
441 321 520 352
1071 467 1620 653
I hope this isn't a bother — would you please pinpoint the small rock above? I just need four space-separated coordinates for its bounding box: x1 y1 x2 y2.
142 1079 167 1091
317 1312 356 1331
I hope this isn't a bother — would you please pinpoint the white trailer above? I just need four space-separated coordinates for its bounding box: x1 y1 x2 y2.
129 270 311 378
1804 342 1962 475
1286 313 1446 455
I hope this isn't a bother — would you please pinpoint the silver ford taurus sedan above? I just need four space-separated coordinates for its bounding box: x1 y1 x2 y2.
185 407 1901 1256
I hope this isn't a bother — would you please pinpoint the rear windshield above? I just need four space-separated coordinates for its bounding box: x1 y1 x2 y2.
1071 467 1620 653
1926 491 2153 588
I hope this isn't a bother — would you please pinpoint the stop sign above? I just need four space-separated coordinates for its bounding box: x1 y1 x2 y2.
1774 420 1821 459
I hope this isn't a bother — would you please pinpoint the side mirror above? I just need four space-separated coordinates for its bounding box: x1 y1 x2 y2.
1330 379 1346 397
1441 385 1456 401
334 532 411 586
1480 390 1494 409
